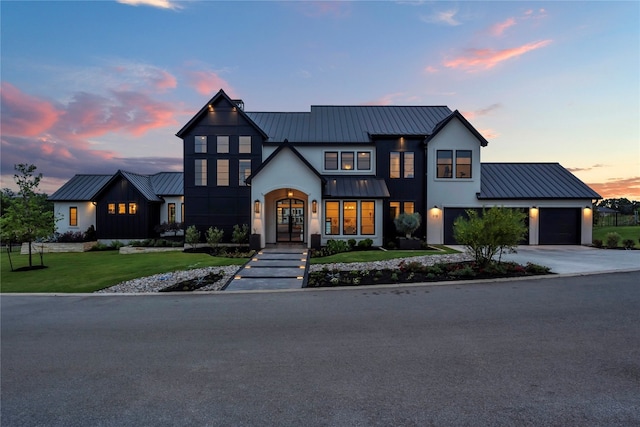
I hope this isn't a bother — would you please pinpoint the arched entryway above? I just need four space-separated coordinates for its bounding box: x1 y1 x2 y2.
276 198 305 242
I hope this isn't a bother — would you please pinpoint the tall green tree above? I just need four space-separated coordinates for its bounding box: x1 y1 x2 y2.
0 164 56 269
453 206 527 267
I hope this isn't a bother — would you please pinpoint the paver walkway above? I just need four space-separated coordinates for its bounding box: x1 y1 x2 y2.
224 247 309 291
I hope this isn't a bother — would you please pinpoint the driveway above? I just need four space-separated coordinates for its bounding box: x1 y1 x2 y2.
450 245 640 274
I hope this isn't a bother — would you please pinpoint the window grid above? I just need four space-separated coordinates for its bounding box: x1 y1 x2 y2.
456 150 472 178
217 159 229 186
195 136 207 153
239 136 252 153
437 150 453 178
217 136 229 153
195 159 207 186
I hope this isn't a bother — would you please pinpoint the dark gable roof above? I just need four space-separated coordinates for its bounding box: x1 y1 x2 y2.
478 163 601 200
176 89 268 139
323 176 390 199
49 171 183 202
248 105 453 143
48 175 112 201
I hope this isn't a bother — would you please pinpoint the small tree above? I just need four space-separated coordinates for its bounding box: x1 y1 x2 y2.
185 225 201 249
232 224 249 244
0 164 56 269
394 212 421 238
206 226 224 248
453 207 527 267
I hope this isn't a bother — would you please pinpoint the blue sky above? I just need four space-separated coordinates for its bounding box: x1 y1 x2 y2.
1 0 638 199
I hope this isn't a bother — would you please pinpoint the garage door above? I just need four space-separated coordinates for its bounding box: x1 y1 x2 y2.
539 208 580 245
444 207 529 245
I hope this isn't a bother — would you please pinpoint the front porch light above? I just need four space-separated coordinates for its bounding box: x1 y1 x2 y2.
254 199 260 214
312 199 317 213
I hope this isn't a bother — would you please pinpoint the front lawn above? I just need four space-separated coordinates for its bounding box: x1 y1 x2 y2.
0 251 245 293
592 226 640 248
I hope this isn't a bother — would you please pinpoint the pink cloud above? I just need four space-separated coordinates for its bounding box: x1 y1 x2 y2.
588 177 640 200
152 70 177 92
0 82 62 136
490 17 516 36
444 40 552 71
186 71 235 98
424 65 439 73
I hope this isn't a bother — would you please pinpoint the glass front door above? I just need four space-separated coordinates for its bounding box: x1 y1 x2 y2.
276 198 305 242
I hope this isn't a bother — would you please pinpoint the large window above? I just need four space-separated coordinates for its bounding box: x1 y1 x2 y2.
404 152 415 178
217 136 229 153
325 201 340 235
360 201 375 235
357 152 370 170
239 136 252 153
195 159 207 186
343 201 357 235
437 150 453 178
390 201 414 218
69 207 78 226
108 203 116 215
195 136 207 153
390 152 400 178
456 150 472 178
239 159 251 186
118 203 126 214
168 203 176 223
325 152 338 170
128 203 137 215
324 150 371 171
341 152 354 170
217 159 229 186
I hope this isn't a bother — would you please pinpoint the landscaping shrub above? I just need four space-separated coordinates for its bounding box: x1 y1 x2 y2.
89 242 109 251
622 239 635 249
592 239 603 248
206 226 224 247
326 239 351 255
57 231 85 243
232 224 249 244
606 232 621 249
394 212 421 238
357 238 373 250
185 225 201 249
453 206 527 267
348 238 357 249
109 240 124 250
84 225 97 241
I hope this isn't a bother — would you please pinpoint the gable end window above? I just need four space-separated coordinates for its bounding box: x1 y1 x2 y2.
404 152 414 178
217 159 229 186
217 136 229 153
437 150 453 178
69 207 78 226
108 203 116 215
239 136 252 154
195 159 207 186
195 136 207 153
341 152 354 170
390 152 400 178
456 150 472 178
357 152 371 170
128 203 138 215
239 159 251 186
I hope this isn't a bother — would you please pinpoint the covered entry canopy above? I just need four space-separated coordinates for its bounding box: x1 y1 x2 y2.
323 176 390 199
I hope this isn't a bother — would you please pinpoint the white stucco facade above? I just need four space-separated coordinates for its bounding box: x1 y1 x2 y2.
54 202 96 235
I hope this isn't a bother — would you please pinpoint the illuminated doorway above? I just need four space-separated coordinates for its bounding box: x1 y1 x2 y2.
276 198 305 242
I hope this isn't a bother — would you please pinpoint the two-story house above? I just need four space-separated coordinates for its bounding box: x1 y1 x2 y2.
176 89 600 248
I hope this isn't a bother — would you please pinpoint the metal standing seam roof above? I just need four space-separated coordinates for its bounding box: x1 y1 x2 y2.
49 171 184 202
478 163 601 199
48 175 112 201
323 176 391 199
247 105 453 143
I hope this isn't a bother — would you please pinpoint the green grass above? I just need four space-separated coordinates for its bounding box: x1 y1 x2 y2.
592 225 640 247
1 251 246 293
310 246 459 265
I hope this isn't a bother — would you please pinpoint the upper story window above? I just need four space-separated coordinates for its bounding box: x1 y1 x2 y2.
341 152 354 170
390 152 400 178
128 203 138 215
456 150 472 178
239 159 251 186
437 150 472 179
168 203 176 223
437 150 453 178
239 136 252 154
195 136 207 153
217 159 229 186
357 152 370 170
195 159 207 186
217 136 229 153
325 152 338 170
108 203 116 215
404 152 414 178
324 150 372 172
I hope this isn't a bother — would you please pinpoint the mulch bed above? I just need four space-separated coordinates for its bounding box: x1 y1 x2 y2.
307 260 552 288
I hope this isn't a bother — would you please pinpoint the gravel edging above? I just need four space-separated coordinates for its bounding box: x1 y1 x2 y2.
94 265 242 293
309 252 473 273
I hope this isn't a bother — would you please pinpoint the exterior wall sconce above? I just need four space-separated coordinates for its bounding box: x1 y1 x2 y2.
532 206 537 210
585 205 592 209
254 199 260 214
287 189 293 197
312 200 317 213
433 205 439 209
208 105 214 112
91 201 97 206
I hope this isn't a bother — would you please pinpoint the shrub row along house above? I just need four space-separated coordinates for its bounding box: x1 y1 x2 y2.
51 89 601 247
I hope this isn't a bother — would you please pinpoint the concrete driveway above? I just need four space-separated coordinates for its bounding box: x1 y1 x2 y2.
450 245 640 274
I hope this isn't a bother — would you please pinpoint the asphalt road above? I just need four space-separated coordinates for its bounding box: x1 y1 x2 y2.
2 272 639 426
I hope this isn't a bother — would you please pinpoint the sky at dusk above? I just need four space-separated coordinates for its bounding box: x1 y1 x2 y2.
1 0 638 200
